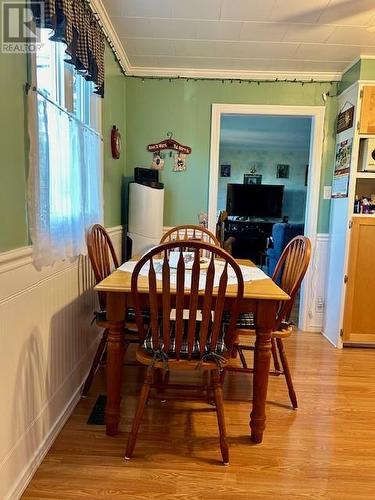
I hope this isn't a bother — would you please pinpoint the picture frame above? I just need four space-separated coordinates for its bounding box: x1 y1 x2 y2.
276 164 290 179
244 173 262 184
220 164 231 177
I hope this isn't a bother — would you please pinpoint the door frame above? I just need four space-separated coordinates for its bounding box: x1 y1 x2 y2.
208 103 325 331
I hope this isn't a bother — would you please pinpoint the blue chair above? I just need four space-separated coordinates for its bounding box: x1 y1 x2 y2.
266 223 304 276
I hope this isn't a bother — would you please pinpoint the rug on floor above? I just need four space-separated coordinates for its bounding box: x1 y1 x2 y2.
87 394 106 425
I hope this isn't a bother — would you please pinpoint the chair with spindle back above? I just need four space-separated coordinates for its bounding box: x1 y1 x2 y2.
224 235 311 409
160 224 220 246
83 224 139 397
125 241 244 465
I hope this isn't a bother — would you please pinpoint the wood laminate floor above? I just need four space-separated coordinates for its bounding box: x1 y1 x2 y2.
23 332 375 499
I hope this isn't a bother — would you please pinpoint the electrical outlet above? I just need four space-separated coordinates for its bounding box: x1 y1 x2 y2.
316 297 325 312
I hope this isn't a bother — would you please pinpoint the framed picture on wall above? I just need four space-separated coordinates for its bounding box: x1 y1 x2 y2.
220 164 231 177
277 164 290 179
244 174 262 184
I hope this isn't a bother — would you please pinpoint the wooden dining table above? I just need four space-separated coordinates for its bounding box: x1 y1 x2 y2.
95 258 289 444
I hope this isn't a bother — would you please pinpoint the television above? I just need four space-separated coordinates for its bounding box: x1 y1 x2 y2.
226 184 284 218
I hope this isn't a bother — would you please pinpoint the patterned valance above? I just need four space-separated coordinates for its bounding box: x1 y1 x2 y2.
32 0 105 97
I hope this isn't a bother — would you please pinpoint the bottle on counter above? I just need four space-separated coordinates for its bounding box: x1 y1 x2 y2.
362 198 370 214
354 195 361 214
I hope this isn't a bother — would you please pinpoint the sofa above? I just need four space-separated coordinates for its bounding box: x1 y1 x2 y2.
266 223 304 276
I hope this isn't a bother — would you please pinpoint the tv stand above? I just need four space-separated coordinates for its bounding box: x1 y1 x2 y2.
224 217 283 264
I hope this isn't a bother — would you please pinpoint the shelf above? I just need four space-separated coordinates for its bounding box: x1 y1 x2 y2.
358 134 375 139
352 214 375 217
355 172 375 178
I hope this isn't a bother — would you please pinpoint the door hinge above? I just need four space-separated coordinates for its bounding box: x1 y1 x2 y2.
344 275 348 284
340 328 344 338
357 120 361 131
360 89 364 98
349 220 353 229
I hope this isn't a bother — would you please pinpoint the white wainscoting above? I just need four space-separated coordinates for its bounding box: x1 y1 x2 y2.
0 226 123 500
304 233 330 333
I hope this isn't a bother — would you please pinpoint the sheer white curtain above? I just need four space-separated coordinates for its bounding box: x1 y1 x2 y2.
28 92 103 268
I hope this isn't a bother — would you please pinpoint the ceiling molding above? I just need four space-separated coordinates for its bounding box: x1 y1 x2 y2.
126 65 342 82
90 0 131 73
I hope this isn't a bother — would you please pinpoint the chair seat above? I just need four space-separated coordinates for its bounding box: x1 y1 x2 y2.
143 320 227 359
222 312 293 338
93 308 150 327
222 311 255 329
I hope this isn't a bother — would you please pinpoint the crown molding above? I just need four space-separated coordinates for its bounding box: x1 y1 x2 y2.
90 0 131 74
126 65 342 82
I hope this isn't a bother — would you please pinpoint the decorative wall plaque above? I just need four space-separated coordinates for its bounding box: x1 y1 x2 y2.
337 105 354 133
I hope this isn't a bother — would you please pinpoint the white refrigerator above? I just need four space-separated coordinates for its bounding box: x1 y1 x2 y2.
128 182 164 256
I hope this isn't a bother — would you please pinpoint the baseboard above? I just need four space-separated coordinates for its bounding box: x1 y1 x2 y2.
322 330 342 349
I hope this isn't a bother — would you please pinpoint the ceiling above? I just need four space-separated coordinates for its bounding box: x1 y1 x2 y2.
220 115 312 150
102 0 375 79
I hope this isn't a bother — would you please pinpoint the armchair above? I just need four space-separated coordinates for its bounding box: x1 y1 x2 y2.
266 223 304 276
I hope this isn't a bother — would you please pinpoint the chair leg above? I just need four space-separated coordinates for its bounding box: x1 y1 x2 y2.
82 330 108 398
237 345 248 369
276 338 298 409
125 366 153 459
271 338 281 373
212 370 229 465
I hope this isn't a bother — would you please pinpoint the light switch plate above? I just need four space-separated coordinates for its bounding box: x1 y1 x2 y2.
324 186 332 199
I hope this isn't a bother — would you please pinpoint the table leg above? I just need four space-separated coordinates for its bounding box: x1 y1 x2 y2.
105 292 126 436
250 299 278 444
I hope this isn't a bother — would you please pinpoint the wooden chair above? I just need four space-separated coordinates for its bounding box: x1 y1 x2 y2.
160 224 220 246
125 241 244 465
83 224 138 397
225 236 311 409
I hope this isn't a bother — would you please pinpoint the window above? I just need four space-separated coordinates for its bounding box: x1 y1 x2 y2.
28 29 103 268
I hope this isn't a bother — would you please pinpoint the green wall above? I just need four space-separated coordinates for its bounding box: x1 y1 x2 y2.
359 59 375 81
339 61 361 94
0 37 126 252
102 49 126 228
0 44 28 252
125 78 338 233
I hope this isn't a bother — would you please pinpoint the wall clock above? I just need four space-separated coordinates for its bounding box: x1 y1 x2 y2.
111 125 121 159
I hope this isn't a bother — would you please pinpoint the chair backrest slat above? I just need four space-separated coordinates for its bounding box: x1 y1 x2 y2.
187 249 201 359
131 241 244 359
174 250 186 360
87 224 119 311
148 258 160 350
162 250 171 354
199 253 215 352
272 235 311 329
210 261 229 350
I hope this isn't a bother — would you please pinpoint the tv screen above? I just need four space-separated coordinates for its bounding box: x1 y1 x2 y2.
226 184 284 218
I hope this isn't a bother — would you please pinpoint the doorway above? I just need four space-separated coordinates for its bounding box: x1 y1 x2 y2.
208 104 325 331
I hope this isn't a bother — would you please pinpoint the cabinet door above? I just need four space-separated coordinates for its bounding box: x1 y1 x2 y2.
359 86 375 134
343 217 375 344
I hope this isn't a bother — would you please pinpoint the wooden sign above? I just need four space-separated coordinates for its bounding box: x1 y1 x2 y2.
337 106 354 133
147 132 192 155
